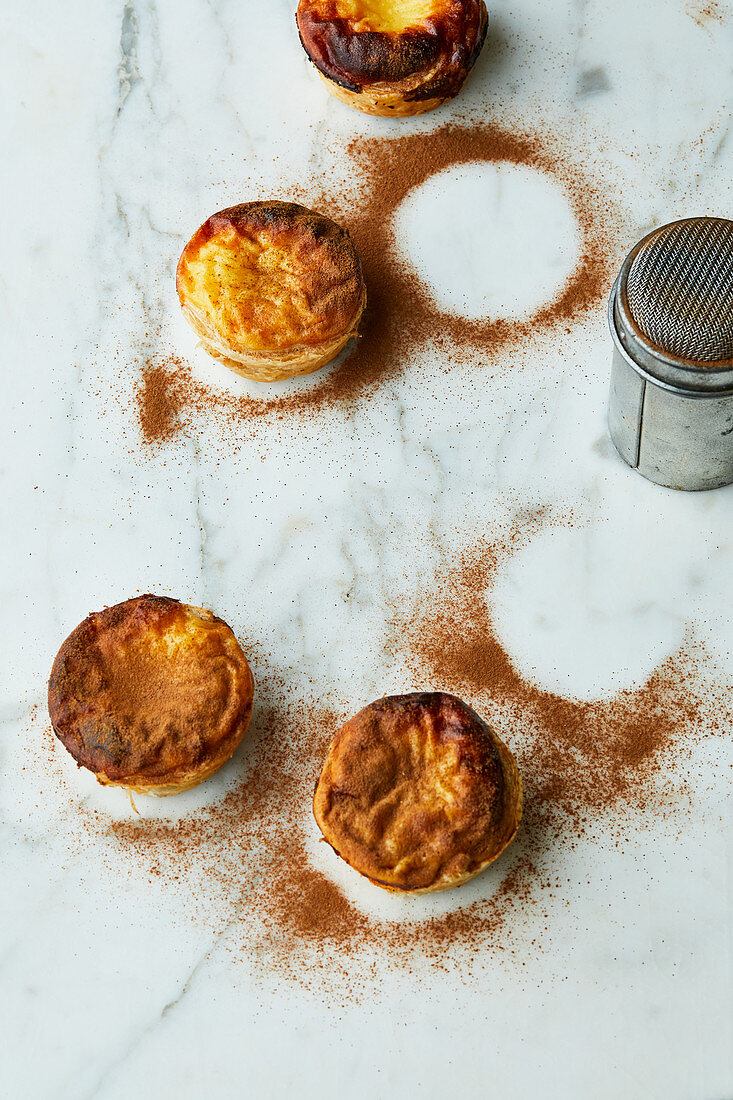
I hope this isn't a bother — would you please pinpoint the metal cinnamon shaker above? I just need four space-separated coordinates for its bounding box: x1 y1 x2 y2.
607 216 733 491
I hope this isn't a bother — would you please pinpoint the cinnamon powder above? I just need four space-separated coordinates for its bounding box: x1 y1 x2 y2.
40 511 728 984
137 359 187 445
135 121 617 445
402 517 705 821
688 1 726 26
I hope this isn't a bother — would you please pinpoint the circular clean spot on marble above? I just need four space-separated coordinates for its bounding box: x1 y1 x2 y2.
393 161 582 323
489 524 686 701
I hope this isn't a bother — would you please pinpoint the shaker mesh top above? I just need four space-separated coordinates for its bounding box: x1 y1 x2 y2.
625 217 733 363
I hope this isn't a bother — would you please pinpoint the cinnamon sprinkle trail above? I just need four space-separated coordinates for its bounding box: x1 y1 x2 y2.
40 513 729 984
135 121 617 445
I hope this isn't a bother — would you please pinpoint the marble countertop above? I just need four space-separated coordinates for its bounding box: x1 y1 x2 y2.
3 1 733 1097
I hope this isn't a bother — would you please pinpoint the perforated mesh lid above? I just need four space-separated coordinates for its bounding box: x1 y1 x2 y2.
624 217 733 364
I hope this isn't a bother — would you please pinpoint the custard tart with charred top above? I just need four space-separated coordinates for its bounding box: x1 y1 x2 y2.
176 200 365 383
297 0 488 117
314 692 521 893
48 595 255 796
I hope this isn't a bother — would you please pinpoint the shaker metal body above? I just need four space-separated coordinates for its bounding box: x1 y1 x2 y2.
607 218 733 492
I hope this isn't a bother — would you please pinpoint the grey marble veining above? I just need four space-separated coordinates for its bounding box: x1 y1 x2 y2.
2 1 733 1097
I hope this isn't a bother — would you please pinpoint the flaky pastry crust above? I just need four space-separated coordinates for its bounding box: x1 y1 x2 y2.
48 595 255 796
296 0 487 117
313 692 522 893
176 200 365 382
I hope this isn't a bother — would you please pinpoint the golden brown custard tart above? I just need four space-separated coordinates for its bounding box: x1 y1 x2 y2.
296 0 488 117
48 595 255 796
176 200 365 383
313 692 521 893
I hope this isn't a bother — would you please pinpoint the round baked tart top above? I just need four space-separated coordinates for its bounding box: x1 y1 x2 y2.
296 0 487 99
48 595 254 794
176 200 365 360
313 692 522 893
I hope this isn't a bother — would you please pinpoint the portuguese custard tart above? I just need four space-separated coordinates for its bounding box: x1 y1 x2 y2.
313 692 522 894
48 595 255 797
176 200 366 383
296 0 488 117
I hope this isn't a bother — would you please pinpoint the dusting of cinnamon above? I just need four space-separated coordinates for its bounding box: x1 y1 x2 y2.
687 1 726 27
135 122 617 445
401 517 708 823
313 692 522 893
48 595 254 789
39 511 730 985
137 361 186 445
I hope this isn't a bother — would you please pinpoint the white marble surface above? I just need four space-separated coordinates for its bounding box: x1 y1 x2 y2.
3 1 733 1097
